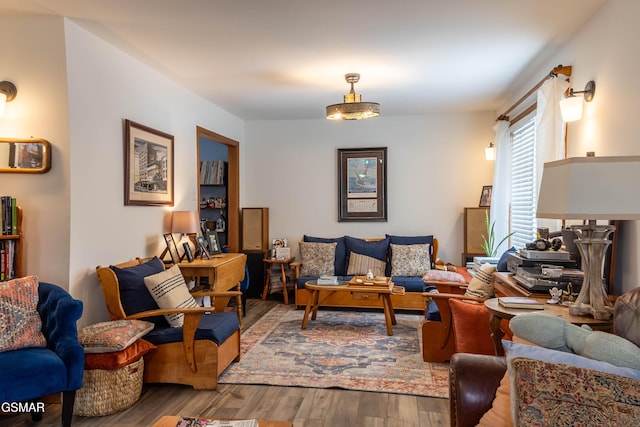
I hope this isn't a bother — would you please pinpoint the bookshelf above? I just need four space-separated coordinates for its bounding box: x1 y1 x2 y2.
1 205 23 280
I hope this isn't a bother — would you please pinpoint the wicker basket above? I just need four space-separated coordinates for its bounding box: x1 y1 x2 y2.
73 357 144 416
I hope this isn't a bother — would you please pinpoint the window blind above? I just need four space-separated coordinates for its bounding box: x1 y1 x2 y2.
510 117 537 249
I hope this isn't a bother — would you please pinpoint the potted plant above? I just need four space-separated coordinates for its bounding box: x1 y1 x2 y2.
481 209 514 257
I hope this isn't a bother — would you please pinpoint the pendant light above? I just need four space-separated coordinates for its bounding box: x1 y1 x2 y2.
326 73 380 120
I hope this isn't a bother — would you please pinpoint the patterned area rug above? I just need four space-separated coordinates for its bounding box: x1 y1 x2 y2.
218 304 449 397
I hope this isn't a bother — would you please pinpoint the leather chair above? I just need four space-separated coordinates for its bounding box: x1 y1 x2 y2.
0 281 84 427
96 257 242 390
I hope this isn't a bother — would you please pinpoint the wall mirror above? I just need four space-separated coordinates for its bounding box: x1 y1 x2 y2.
0 138 51 173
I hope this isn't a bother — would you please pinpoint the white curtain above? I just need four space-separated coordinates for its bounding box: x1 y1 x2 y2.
535 77 570 231
490 119 511 255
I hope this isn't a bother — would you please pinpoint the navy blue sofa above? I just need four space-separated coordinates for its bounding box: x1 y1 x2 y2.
0 281 84 427
293 235 439 314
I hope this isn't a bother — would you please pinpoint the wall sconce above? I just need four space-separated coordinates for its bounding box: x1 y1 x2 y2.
0 81 17 118
560 80 596 122
485 142 496 160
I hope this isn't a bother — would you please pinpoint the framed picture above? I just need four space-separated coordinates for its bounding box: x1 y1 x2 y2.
479 185 492 207
338 147 387 222
163 233 181 264
272 238 288 249
182 242 194 262
124 119 174 206
207 231 221 254
196 235 210 259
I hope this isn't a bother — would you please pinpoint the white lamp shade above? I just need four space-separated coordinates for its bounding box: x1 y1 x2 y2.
485 145 496 160
0 92 6 117
537 156 640 220
559 96 584 122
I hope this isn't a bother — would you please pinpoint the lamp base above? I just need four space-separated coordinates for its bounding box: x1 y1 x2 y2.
568 223 615 320
569 303 613 320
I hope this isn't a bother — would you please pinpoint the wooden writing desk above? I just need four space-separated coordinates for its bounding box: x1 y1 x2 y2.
178 253 247 316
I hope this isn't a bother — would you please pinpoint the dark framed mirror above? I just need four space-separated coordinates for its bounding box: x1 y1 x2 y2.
0 138 51 173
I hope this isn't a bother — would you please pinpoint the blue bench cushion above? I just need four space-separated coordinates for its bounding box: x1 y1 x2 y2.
143 311 240 346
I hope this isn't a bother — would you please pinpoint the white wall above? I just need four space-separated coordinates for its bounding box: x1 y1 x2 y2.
64 20 245 325
503 0 640 293
0 16 71 287
244 113 495 263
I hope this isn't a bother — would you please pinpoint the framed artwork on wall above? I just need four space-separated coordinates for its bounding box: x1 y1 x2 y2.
124 119 174 206
337 147 387 222
479 185 492 207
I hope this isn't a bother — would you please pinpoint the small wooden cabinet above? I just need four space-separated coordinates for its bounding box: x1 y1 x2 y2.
462 207 489 265
1 205 23 280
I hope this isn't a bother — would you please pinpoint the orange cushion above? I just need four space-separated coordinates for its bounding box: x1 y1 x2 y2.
448 298 495 355
84 339 156 370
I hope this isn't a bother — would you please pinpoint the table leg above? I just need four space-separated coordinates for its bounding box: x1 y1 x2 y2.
489 313 505 356
311 290 321 320
235 283 243 328
280 264 288 305
382 294 394 336
262 265 271 301
301 290 316 329
386 295 396 325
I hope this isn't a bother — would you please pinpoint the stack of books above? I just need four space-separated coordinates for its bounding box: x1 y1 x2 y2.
317 275 338 285
498 297 545 310
1 196 17 235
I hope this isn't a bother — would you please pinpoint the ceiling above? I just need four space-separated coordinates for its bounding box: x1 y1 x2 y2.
1 0 607 121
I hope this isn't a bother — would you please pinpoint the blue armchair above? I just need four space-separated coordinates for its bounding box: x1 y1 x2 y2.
0 281 84 427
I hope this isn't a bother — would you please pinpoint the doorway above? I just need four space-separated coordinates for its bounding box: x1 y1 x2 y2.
196 126 240 252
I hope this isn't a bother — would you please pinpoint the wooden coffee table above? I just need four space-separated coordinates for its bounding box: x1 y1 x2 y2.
152 415 292 427
301 279 397 336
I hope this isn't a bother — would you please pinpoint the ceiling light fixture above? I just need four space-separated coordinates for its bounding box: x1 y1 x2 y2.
559 80 596 122
326 73 380 120
0 81 17 118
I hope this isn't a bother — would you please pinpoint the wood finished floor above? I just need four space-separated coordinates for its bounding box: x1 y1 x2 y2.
1 296 450 427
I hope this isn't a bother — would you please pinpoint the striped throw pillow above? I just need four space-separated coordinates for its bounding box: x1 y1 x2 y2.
143 265 199 327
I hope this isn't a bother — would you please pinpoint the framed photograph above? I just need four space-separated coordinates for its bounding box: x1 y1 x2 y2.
196 235 210 259
272 238 288 249
182 242 194 262
124 119 174 206
338 147 387 222
479 185 492 207
207 231 221 254
163 233 181 264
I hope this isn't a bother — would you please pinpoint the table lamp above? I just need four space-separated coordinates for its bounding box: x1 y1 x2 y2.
536 155 640 319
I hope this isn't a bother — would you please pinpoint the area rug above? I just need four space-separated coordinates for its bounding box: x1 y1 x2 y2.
218 304 449 397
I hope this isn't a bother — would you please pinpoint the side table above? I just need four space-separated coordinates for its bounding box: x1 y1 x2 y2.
484 298 613 356
263 257 295 304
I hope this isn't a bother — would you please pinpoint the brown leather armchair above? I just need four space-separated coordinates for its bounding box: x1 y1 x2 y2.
449 353 506 427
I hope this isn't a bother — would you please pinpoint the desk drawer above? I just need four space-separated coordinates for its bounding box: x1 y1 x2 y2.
351 292 380 301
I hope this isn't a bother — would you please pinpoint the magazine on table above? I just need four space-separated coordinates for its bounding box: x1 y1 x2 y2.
177 417 258 427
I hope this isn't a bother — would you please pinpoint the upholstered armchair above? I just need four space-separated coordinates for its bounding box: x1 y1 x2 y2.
0 279 84 427
96 257 242 390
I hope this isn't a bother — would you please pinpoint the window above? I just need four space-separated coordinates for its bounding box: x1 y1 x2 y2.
509 116 537 249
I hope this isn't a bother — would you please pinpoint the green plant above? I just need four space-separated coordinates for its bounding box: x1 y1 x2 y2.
481 209 515 257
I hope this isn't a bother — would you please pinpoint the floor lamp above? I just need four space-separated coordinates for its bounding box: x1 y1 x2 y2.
537 156 640 320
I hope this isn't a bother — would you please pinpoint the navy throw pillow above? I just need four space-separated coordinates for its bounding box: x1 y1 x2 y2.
344 237 390 275
304 235 347 276
110 256 168 327
497 246 517 272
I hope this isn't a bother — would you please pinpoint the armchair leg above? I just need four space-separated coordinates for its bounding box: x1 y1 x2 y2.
61 390 76 427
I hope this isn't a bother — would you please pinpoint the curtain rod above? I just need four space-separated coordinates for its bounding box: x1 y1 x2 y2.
497 64 572 122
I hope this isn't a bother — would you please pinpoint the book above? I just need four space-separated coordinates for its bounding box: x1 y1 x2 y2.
317 275 338 285
498 297 545 309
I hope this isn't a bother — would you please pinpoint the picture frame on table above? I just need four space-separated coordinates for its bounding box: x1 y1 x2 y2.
479 185 492 208
207 231 221 255
195 235 210 259
337 147 387 222
163 233 181 264
124 119 174 206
